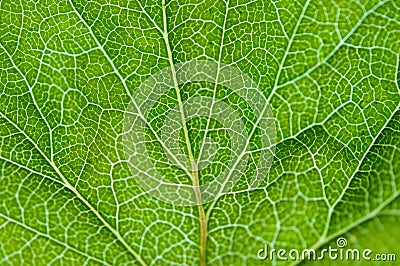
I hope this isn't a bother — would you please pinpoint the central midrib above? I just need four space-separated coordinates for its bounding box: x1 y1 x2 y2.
161 1 209 266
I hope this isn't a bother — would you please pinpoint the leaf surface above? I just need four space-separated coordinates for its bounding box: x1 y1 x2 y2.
0 0 399 265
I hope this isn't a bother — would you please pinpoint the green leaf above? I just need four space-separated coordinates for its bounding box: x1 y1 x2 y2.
0 0 399 265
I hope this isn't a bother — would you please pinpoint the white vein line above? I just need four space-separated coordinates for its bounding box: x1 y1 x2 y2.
396 52 400 93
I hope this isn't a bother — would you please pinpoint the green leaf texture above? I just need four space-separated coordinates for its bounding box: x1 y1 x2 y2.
0 0 399 265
